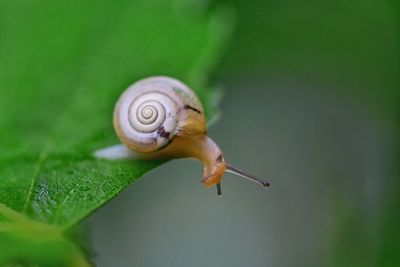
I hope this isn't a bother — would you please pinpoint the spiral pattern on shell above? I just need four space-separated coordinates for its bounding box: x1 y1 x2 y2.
128 93 175 134
114 76 205 153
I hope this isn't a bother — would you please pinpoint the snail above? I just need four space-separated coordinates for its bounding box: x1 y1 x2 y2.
95 76 269 195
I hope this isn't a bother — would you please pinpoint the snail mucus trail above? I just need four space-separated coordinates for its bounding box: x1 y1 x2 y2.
95 76 270 195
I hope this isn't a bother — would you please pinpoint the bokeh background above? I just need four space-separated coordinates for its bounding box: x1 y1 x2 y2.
90 0 400 266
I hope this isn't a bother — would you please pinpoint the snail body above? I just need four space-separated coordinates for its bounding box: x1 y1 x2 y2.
95 76 269 194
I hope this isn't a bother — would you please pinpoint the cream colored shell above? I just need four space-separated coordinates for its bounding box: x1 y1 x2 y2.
114 76 206 153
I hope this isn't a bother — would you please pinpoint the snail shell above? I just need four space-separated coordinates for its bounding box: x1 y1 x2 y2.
114 76 206 153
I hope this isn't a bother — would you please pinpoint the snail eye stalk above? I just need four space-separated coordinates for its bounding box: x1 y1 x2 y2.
225 163 270 188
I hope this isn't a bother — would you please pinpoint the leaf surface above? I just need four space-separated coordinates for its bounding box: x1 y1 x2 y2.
0 0 231 228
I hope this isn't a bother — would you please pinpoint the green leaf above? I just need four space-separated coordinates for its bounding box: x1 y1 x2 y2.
0 0 231 231
0 204 90 267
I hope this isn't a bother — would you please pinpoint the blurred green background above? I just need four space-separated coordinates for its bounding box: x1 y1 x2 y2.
91 0 400 267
